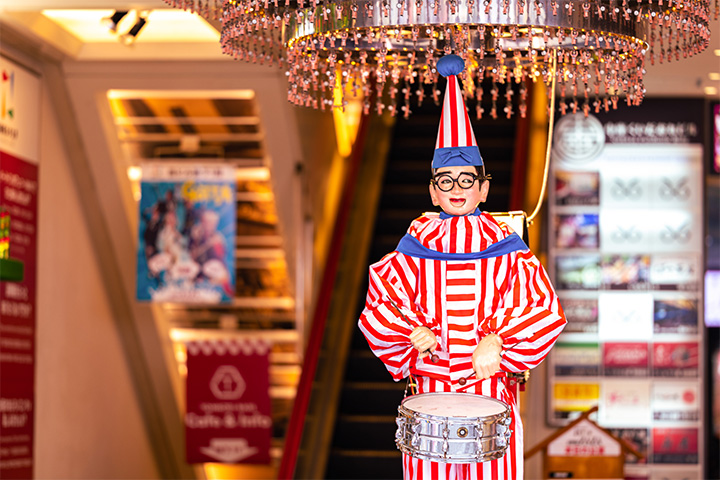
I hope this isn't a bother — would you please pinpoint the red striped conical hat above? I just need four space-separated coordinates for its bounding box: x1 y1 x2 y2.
432 55 483 169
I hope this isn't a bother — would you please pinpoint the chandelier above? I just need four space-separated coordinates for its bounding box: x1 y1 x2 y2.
164 0 714 118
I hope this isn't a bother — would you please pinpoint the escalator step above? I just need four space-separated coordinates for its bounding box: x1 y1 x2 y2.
345 350 395 382
332 415 398 450
325 449 403 480
338 382 406 416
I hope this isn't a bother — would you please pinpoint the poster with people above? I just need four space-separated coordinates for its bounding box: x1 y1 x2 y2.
136 163 236 303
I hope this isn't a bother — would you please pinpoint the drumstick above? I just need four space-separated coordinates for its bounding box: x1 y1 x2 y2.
387 300 439 364
458 373 474 386
459 350 506 385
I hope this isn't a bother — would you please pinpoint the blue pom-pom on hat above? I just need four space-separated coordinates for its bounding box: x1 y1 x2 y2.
436 54 466 78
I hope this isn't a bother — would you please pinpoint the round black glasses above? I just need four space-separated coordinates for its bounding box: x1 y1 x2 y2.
431 172 491 192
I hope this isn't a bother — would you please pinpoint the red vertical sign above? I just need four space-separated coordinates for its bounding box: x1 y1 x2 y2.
0 151 38 478
185 339 272 464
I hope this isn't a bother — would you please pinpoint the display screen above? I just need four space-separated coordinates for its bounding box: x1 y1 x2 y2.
705 270 720 327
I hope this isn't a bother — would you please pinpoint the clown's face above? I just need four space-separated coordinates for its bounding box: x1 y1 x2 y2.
429 166 489 216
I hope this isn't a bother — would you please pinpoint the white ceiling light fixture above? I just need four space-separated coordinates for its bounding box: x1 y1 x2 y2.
41 9 221 44
100 10 129 33
120 11 149 45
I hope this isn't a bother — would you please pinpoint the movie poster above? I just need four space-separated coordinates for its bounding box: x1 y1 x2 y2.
653 299 698 335
559 297 598 333
607 427 649 464
555 213 599 249
555 171 600 206
553 342 601 376
136 163 236 303
652 428 699 464
555 254 601 290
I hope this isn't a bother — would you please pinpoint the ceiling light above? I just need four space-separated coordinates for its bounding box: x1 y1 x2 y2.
127 166 142 182
163 0 715 119
705 86 719 96
101 10 128 33
120 14 148 45
710 73 720 81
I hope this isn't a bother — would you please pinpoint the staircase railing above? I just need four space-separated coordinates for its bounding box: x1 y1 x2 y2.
278 111 394 479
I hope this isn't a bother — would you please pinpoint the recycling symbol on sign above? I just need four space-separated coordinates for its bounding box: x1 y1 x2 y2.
210 365 246 400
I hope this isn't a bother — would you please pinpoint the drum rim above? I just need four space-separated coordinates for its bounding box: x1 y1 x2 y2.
396 445 508 464
399 392 509 420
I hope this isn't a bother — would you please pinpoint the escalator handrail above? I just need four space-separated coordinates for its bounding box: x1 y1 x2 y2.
277 112 371 480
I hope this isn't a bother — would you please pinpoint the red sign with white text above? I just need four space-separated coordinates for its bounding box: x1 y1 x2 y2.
0 151 38 478
603 342 649 376
185 339 272 464
652 342 699 377
652 427 699 463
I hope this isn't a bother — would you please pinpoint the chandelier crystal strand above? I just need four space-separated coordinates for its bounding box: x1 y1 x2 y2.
164 0 712 117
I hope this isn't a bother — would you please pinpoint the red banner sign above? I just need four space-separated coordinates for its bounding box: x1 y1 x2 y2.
0 151 38 478
0 55 40 480
185 339 272 464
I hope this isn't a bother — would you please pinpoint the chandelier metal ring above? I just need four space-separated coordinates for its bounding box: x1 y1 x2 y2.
166 0 713 118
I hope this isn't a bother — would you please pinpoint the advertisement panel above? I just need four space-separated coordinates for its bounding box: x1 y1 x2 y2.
602 342 649 377
651 381 699 422
185 339 272 464
547 98 705 477
0 56 40 479
136 163 236 303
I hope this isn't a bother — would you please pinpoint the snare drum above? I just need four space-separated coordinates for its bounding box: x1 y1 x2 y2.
395 392 512 463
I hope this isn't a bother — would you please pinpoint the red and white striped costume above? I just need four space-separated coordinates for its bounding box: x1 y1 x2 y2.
358 211 566 480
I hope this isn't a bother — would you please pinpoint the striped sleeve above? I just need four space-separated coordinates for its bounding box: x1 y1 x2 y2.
480 250 567 372
358 252 441 381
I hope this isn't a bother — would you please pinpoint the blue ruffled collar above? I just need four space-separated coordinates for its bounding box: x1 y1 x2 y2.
439 208 482 220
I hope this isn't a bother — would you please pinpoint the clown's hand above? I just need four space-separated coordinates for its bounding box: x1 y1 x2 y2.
472 334 503 380
410 326 437 359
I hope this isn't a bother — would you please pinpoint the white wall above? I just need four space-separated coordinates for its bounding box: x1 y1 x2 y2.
34 80 159 479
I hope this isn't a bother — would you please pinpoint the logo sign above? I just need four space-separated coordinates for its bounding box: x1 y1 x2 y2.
553 113 606 165
185 339 272 464
547 419 621 457
0 58 40 163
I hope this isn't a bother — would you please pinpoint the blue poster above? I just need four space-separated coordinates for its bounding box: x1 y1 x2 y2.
136 163 236 303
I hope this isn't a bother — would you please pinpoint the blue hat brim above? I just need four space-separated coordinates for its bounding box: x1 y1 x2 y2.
432 146 483 169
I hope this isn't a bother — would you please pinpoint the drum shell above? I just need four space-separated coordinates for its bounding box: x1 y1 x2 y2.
395 392 512 464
